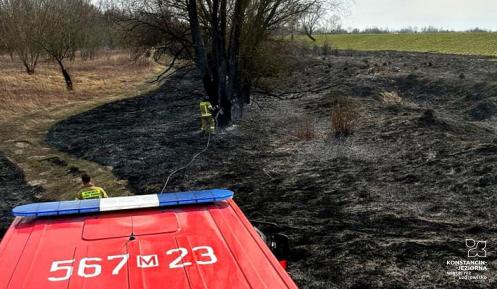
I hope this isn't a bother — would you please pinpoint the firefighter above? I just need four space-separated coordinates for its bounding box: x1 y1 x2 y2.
200 96 215 133
76 173 108 200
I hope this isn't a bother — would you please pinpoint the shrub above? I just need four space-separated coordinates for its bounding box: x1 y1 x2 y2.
321 40 333 56
252 39 306 78
331 96 360 137
311 40 335 56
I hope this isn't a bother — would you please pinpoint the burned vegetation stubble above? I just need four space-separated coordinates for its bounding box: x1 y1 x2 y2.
19 50 497 288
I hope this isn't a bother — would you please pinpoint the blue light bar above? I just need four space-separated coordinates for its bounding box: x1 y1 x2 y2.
12 189 233 217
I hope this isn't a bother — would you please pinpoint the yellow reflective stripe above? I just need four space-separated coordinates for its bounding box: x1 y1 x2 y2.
80 190 103 199
200 103 208 115
200 102 212 116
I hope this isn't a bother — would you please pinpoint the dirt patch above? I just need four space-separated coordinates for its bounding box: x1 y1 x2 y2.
47 51 497 288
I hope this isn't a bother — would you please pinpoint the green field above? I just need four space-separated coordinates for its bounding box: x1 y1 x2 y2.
309 32 497 57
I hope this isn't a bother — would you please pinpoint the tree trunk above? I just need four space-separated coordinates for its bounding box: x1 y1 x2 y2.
305 28 316 41
56 59 73 90
187 0 248 126
186 0 211 87
225 0 248 122
21 53 39 75
23 63 35 75
210 0 231 126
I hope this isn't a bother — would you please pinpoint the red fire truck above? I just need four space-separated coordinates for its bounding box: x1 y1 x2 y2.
0 189 298 289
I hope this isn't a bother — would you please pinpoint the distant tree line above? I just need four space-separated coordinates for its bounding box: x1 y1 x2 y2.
292 9 493 40
314 26 493 35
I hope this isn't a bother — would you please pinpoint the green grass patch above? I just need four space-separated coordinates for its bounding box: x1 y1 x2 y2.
305 32 497 57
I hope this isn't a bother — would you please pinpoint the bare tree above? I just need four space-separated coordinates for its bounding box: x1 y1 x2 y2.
1 0 105 84
300 0 344 40
300 1 324 41
111 0 329 124
0 0 44 74
38 0 97 90
321 14 342 33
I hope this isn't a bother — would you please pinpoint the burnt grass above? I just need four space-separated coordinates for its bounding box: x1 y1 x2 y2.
44 51 497 288
0 153 41 236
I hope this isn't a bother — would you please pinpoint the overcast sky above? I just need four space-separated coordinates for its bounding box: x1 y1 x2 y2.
342 0 497 31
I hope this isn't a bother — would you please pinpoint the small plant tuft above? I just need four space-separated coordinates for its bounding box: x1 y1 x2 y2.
331 96 360 138
321 40 333 56
378 91 402 104
294 115 317 141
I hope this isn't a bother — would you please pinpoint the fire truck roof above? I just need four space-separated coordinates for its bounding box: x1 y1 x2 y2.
0 190 299 289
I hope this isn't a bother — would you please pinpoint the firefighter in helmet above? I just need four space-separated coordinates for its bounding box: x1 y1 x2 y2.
200 95 215 133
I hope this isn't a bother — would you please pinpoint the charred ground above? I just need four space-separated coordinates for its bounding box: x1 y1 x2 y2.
0 153 41 236
42 51 497 288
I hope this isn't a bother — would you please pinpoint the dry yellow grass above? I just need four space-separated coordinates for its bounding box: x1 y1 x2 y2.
377 90 418 109
378 91 403 104
331 96 360 137
293 115 317 141
0 51 163 200
0 51 159 117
